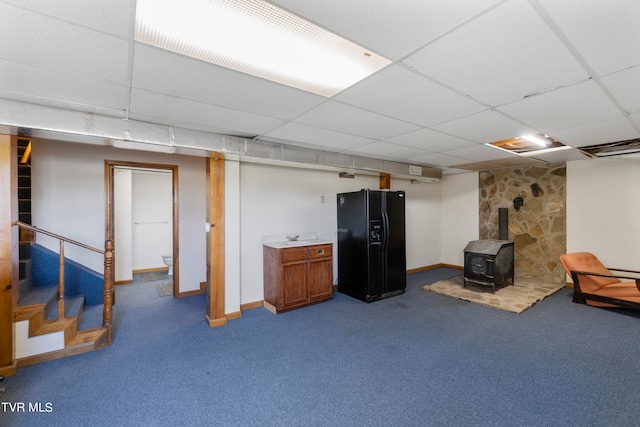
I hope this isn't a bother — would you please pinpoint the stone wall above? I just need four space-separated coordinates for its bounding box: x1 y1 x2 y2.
478 164 566 283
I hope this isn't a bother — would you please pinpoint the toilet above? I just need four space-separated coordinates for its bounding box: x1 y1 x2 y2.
161 254 173 276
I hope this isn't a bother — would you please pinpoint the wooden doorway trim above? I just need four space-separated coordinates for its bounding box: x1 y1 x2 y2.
206 153 226 327
0 134 17 376
105 160 180 296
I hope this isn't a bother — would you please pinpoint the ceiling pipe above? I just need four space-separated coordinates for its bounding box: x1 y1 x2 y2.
0 98 442 182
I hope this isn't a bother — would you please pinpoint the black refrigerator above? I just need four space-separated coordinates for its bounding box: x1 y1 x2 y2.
336 189 406 303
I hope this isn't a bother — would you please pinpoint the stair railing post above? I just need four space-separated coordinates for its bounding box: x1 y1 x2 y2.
103 239 114 344
58 240 65 320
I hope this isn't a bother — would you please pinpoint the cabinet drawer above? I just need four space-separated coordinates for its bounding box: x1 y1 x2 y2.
309 244 332 259
280 247 308 262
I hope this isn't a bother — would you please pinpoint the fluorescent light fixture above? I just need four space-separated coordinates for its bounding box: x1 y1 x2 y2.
520 134 550 147
135 0 391 97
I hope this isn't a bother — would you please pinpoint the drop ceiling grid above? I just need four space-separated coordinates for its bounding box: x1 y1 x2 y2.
343 140 435 161
547 117 640 148
128 89 285 136
0 58 130 113
0 3 129 85
268 0 506 60
130 44 327 121
385 128 478 152
1 0 131 39
497 80 626 132
261 122 375 151
401 0 589 107
334 64 486 127
536 0 640 76
430 110 538 144
291 101 420 140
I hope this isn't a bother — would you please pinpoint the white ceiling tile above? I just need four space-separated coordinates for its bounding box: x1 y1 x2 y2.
530 147 590 164
546 117 640 148
0 59 129 113
498 81 623 132
0 3 129 84
632 113 640 129
293 101 419 139
403 0 589 106
2 0 131 38
335 65 485 127
270 0 503 59
445 144 516 162
129 89 285 136
261 123 374 151
407 152 475 168
431 110 538 143
537 0 640 75
132 45 326 121
345 141 431 160
601 67 640 115
386 128 476 152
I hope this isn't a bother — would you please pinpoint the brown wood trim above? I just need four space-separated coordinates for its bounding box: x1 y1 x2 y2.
115 279 133 285
0 134 17 374
225 311 242 321
206 153 225 327
406 263 463 274
132 267 169 274
380 172 391 190
206 314 227 328
175 285 205 298
105 160 179 295
241 300 264 311
16 328 108 368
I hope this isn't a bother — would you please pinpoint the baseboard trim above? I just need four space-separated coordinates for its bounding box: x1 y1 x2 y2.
206 314 227 328
0 360 17 377
175 281 206 298
132 267 169 274
407 263 463 274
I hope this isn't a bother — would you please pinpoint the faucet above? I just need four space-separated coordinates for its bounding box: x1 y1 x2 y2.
286 235 299 242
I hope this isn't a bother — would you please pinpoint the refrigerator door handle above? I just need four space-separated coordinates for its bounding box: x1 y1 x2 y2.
382 211 390 250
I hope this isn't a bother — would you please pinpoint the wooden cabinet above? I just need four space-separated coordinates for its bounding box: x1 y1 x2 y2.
263 243 333 314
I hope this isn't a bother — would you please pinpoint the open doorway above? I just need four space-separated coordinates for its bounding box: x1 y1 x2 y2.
105 161 179 296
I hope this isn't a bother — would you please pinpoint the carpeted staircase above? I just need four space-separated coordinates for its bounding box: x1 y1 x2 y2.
14 245 108 367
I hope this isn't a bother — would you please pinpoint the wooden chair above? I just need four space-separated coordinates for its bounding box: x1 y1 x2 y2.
559 252 640 310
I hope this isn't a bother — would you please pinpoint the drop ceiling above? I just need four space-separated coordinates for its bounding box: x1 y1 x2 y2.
1 0 639 175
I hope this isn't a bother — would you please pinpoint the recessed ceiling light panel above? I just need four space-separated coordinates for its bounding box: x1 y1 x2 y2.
135 0 391 97
486 133 569 156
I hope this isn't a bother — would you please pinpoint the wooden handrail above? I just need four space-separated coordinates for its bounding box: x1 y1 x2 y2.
13 221 114 344
12 221 103 254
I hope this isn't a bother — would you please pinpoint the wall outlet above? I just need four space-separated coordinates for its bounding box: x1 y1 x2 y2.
320 195 326 204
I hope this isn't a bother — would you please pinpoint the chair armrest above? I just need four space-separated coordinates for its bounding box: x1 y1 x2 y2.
608 267 640 275
570 269 640 281
570 270 640 291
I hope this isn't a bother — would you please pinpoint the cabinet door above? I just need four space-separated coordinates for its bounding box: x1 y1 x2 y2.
281 261 308 308
307 258 333 302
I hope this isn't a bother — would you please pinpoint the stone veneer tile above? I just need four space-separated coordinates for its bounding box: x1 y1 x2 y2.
479 164 566 283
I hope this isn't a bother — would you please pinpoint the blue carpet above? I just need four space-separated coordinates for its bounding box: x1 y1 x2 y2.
3 267 640 426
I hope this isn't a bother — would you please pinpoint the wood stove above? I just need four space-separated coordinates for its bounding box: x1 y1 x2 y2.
463 240 514 292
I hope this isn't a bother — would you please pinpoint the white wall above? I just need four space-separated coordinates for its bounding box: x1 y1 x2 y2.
31 140 207 293
238 162 443 304
440 172 479 266
394 179 442 269
224 159 241 314
114 168 133 282
131 170 173 271
567 156 640 269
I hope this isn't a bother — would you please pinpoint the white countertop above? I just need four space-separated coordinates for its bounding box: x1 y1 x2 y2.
262 232 332 249
263 238 332 249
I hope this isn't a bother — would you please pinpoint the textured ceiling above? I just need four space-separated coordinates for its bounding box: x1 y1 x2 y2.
1 0 639 174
